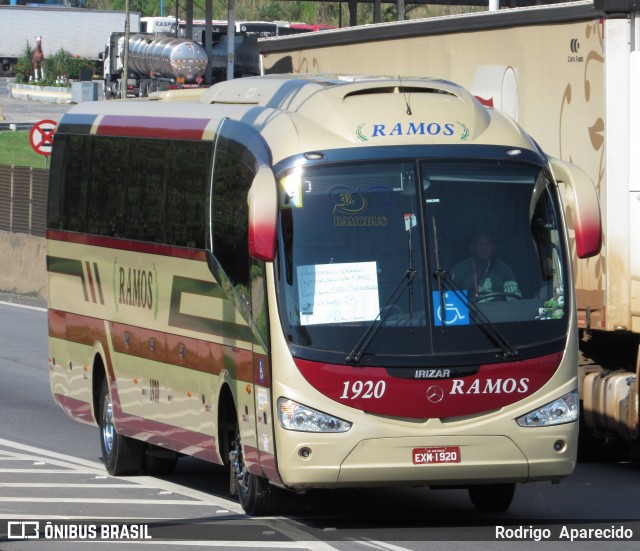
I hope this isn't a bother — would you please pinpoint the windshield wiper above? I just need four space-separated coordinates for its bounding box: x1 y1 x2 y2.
430 216 517 359
345 268 416 364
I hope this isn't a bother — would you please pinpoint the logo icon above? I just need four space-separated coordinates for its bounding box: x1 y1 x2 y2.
356 123 368 142
7 521 40 539
426 385 445 404
570 38 580 54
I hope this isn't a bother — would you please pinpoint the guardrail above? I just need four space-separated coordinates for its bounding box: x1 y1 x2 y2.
0 164 48 237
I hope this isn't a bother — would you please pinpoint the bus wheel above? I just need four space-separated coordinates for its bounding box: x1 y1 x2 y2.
468 483 515 512
99 380 144 476
230 431 281 516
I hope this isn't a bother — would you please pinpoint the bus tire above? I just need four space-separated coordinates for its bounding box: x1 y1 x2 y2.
231 431 281 516
99 379 144 476
468 483 515 512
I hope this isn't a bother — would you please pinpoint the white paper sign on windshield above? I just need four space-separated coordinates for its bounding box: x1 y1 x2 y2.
297 262 380 326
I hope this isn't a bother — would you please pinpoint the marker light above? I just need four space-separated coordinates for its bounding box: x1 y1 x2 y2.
516 390 579 427
278 398 352 433
280 169 303 207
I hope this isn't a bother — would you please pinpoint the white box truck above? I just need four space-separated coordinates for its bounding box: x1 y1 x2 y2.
0 6 140 76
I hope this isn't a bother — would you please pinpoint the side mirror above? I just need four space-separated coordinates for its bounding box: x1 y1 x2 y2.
248 166 278 261
549 158 602 259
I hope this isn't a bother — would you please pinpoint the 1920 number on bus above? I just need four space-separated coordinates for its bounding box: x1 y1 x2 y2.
340 380 386 399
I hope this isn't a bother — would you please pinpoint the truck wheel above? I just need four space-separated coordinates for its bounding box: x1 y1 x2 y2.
468 483 515 512
99 379 144 476
230 429 281 516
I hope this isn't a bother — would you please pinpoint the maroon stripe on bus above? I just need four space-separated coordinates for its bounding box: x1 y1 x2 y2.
53 393 95 425
96 115 210 140
53 392 221 463
116 413 220 463
46 229 207 261
48 309 255 381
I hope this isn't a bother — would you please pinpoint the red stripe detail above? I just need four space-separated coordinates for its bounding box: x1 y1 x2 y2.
96 115 210 140
54 393 95 425
296 352 563 419
475 95 494 108
52 394 221 462
49 309 255 380
117 413 219 462
244 444 281 483
50 311 222 463
47 229 207 261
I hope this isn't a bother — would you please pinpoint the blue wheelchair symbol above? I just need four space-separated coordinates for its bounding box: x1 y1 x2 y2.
432 291 469 326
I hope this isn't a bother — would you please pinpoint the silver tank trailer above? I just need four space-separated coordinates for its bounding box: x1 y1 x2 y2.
127 34 208 82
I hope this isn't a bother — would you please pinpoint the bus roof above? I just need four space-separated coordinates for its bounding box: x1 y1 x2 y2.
58 74 539 164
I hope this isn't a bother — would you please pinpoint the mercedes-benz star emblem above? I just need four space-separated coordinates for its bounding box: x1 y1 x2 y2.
426 385 445 403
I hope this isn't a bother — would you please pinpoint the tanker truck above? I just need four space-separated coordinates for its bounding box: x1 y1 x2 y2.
102 32 208 98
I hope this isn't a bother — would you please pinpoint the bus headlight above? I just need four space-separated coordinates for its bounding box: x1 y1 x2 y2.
516 390 579 427
278 398 352 432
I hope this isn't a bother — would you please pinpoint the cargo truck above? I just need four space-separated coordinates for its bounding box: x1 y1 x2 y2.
259 0 640 457
102 32 208 98
0 6 140 77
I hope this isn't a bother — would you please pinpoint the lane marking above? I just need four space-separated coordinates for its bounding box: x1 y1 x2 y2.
0 437 245 513
0 469 98 474
350 538 413 551
0 497 216 505
0 483 157 488
267 519 343 551
0 300 46 313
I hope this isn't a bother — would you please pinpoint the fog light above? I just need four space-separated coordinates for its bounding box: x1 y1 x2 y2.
299 447 312 459
553 440 565 451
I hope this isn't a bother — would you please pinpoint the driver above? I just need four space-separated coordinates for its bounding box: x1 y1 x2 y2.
451 231 521 301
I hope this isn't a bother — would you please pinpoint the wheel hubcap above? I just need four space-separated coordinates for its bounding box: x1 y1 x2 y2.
231 435 250 496
102 395 114 456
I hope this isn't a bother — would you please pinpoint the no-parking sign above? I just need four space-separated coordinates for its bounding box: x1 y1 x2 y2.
29 119 57 157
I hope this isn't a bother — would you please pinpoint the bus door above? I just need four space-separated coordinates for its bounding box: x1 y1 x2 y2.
208 118 278 478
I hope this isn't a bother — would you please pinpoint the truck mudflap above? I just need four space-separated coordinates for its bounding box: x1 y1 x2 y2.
582 371 638 441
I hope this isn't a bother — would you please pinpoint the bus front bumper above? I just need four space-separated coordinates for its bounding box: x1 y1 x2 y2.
277 433 576 490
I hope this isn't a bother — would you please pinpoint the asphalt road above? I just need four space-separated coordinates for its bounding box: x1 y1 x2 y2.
0 293 640 550
0 77 76 128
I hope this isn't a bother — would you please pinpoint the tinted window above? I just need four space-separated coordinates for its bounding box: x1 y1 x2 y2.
48 135 212 248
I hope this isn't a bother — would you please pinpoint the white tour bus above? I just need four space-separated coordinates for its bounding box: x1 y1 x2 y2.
46 74 601 515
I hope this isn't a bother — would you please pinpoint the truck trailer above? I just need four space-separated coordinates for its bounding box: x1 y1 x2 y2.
102 24 296 98
259 0 640 457
0 6 140 76
102 32 209 98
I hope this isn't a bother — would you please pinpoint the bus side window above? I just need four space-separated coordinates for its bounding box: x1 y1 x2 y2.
165 142 210 249
211 150 254 313
57 135 91 233
127 140 166 243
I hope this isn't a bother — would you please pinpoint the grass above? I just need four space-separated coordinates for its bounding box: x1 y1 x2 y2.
0 131 51 169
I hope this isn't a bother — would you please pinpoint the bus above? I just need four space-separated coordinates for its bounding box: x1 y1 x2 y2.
46 74 601 516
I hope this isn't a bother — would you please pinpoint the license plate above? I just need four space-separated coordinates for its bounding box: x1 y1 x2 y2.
412 446 461 464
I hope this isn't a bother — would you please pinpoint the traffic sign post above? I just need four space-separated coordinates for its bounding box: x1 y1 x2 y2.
29 119 57 166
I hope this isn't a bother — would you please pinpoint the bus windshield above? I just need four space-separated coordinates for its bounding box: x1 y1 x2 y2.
275 157 568 368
